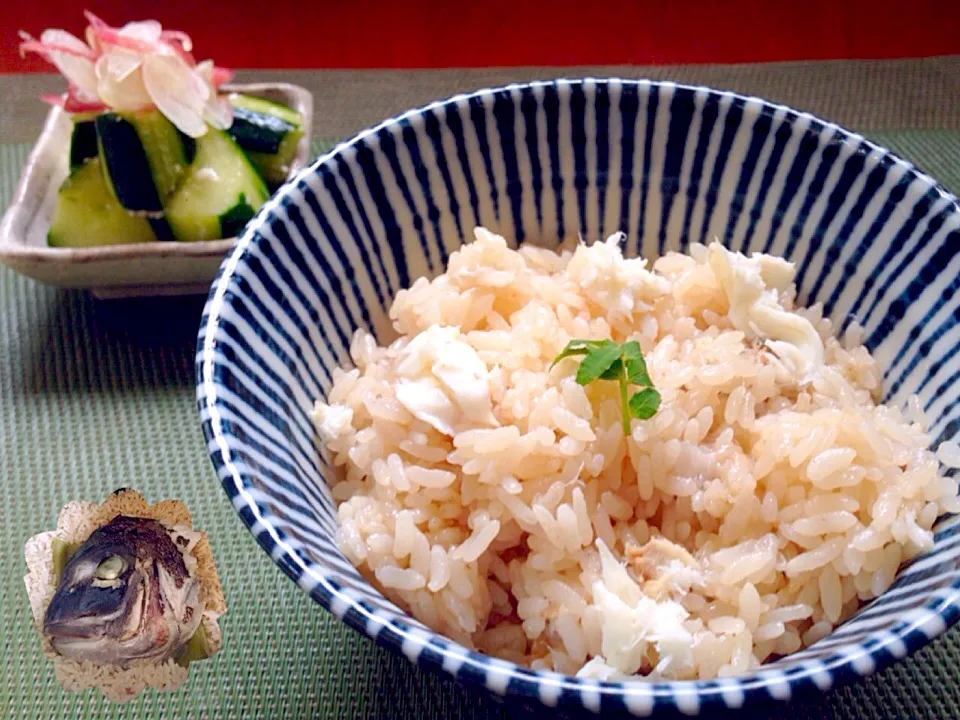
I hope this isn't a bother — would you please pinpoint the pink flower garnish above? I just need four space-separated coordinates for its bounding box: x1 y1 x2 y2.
21 11 232 138
40 90 107 114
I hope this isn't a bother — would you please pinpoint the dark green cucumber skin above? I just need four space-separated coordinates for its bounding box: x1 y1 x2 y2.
69 121 98 169
227 106 294 154
147 216 175 241
229 94 301 125
178 130 197 164
218 194 257 238
95 113 165 213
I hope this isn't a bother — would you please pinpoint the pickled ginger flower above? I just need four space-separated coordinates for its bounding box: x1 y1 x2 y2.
19 11 233 137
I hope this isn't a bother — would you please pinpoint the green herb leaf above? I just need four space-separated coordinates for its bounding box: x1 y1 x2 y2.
550 345 589 368
620 340 643 359
598 358 624 380
549 339 609 369
620 341 651 385
576 343 623 385
626 355 652 386
550 337 661 433
629 388 661 419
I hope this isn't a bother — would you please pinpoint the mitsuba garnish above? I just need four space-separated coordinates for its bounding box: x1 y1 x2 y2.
551 338 661 434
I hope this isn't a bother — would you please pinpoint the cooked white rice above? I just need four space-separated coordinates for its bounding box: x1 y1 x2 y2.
314 227 960 680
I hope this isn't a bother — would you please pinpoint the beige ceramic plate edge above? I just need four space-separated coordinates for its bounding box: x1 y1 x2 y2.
0 82 313 299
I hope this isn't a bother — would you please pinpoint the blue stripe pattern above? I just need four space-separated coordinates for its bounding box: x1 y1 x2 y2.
198 79 960 716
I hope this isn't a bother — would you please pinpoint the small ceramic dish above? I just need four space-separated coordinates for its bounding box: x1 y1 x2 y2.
0 82 312 299
198 79 960 716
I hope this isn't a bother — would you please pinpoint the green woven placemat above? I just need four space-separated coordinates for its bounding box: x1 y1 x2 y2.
2 133 960 720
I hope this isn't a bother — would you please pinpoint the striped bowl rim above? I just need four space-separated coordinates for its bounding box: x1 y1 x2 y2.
197 78 960 715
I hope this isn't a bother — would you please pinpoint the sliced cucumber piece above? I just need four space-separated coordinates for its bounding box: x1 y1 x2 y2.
243 137 303 187
229 105 295 154
229 93 302 127
227 94 304 186
48 159 157 247
68 112 99 170
96 110 189 212
165 129 269 242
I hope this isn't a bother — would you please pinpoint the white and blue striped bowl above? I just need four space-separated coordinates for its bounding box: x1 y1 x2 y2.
197 79 960 716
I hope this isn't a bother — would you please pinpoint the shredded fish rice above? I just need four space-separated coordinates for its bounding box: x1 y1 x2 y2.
314 228 957 679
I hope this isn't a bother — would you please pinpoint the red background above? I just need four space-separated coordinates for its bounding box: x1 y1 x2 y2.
3 0 959 72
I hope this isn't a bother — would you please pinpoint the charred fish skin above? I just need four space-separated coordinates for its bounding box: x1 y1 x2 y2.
43 515 203 666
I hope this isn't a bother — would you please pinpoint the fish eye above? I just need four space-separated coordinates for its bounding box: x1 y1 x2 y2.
94 555 126 581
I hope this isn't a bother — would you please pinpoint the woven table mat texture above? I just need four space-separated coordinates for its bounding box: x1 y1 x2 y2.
2 83 960 719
